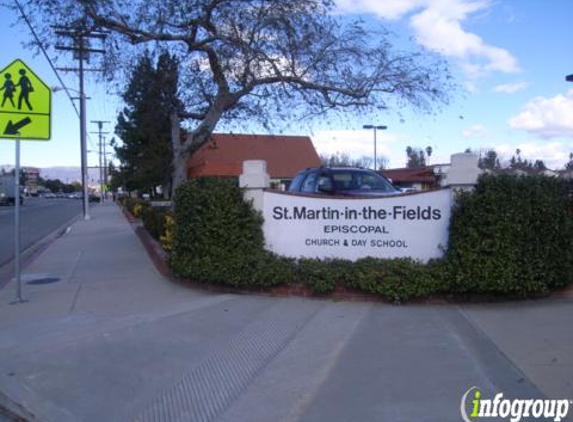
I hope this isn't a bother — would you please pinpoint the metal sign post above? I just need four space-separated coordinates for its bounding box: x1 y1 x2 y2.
12 138 27 304
0 58 52 304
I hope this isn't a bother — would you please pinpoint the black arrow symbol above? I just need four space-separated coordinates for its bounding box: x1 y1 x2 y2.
4 117 32 135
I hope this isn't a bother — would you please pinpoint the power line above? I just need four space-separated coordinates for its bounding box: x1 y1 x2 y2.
14 1 100 169
13 0 80 118
54 23 107 220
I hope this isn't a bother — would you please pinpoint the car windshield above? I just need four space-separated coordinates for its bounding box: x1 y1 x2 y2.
331 170 396 192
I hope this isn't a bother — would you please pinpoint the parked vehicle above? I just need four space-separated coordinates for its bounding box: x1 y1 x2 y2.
89 194 101 203
288 167 401 196
0 175 24 205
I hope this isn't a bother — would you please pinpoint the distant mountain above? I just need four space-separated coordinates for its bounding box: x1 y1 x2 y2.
39 167 80 183
1 165 102 187
39 167 102 187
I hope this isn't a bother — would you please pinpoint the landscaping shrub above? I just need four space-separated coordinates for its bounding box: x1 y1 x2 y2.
292 258 354 294
169 177 290 288
160 214 174 252
121 197 140 215
168 174 572 302
446 174 573 295
141 206 170 240
346 258 446 302
168 178 447 301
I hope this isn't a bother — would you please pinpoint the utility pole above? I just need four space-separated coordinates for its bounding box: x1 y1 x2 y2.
103 138 108 185
55 23 107 219
90 120 110 201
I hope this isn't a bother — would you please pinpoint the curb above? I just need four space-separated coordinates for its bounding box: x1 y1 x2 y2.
0 390 42 422
120 205 260 296
0 213 82 290
118 205 170 278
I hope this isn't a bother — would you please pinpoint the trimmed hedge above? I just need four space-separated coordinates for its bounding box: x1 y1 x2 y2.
141 206 170 240
169 178 292 288
446 174 573 296
120 197 140 215
168 174 573 302
120 197 172 243
294 257 447 302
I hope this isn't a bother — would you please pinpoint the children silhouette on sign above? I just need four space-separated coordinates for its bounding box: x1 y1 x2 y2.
17 69 33 111
1 72 16 108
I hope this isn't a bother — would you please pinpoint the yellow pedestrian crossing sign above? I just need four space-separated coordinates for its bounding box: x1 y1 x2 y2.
0 59 51 141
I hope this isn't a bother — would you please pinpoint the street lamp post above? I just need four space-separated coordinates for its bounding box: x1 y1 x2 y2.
363 124 387 171
567 74 573 82
53 86 90 220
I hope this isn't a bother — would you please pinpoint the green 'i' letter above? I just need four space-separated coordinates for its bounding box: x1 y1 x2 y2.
471 390 481 417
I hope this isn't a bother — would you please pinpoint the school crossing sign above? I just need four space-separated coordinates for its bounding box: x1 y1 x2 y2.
0 59 51 141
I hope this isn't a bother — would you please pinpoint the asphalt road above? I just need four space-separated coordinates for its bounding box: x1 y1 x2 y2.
0 197 83 268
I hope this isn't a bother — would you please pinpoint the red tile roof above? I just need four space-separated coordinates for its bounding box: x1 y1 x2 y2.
381 166 440 184
187 133 321 179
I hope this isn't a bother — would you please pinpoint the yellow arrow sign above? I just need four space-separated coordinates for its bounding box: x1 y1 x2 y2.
0 59 51 141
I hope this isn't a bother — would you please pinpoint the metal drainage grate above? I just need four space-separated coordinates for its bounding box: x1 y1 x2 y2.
27 277 60 285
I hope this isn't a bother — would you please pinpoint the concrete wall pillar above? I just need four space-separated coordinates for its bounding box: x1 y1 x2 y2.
239 160 270 212
440 153 481 192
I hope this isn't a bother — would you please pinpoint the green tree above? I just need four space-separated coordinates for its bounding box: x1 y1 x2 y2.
20 0 453 193
533 159 546 170
107 161 124 193
42 178 65 193
566 153 573 170
405 146 426 168
425 146 433 165
478 149 501 170
114 51 183 197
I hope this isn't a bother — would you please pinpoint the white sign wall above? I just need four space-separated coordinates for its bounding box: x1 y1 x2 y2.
262 189 452 262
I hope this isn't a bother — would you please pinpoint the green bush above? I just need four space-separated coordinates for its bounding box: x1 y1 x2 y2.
121 197 140 215
346 258 446 302
290 259 349 294
141 206 171 240
170 178 289 288
168 174 573 302
446 174 573 295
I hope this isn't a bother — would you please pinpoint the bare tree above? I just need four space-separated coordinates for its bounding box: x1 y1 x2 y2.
18 0 453 192
320 153 388 170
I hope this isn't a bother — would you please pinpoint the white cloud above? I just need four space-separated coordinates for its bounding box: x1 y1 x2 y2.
335 0 520 77
493 142 571 169
311 129 395 158
335 0 426 20
509 89 573 139
462 124 489 138
493 82 530 94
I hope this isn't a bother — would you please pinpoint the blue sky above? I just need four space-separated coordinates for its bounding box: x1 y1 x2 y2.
1 0 572 171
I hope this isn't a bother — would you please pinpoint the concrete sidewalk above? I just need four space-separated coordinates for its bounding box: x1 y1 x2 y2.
0 201 571 422
0 201 215 320
0 202 231 421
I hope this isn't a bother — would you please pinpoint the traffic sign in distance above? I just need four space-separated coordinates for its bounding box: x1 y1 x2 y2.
0 59 51 141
